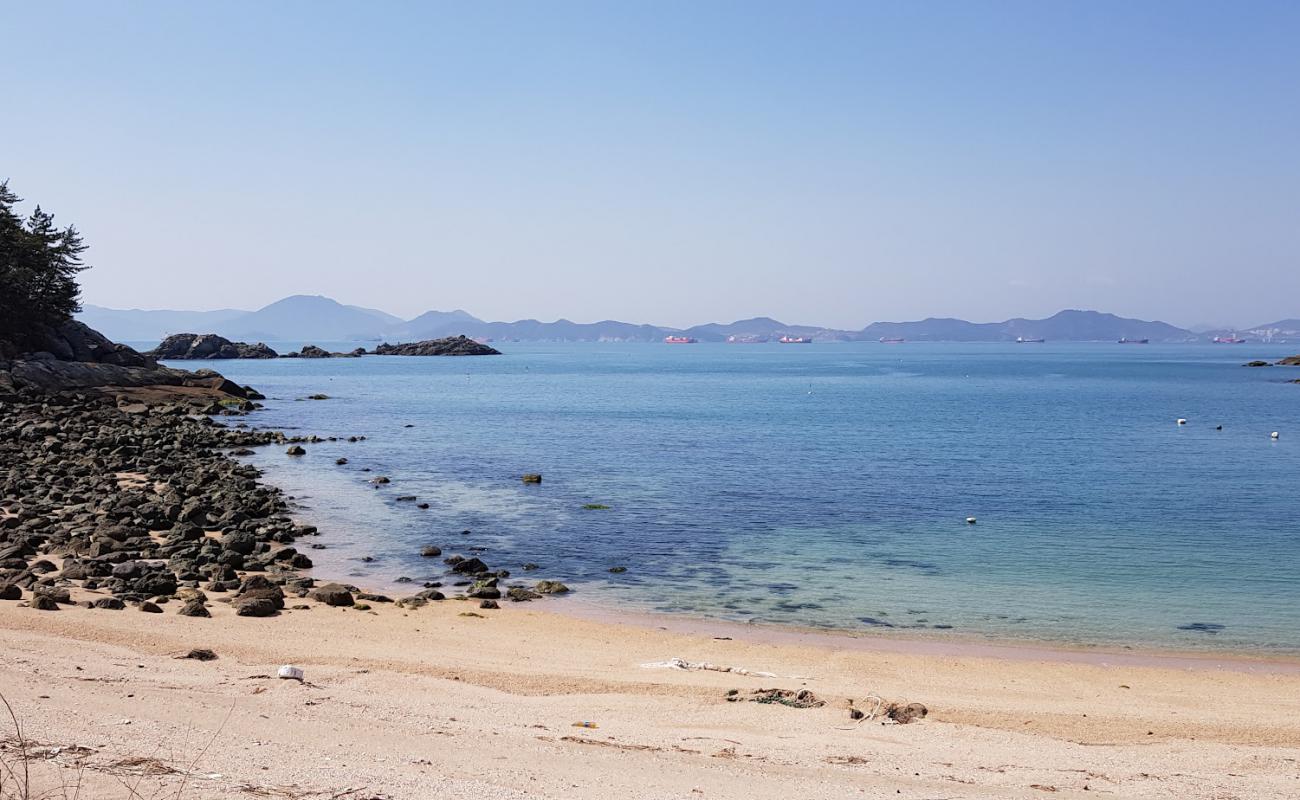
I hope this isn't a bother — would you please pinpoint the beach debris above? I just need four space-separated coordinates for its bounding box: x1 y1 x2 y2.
572 721 599 729
1271 431 1280 439
642 657 807 679
847 695 885 721
178 648 218 661
966 517 977 524
885 702 928 724
277 665 305 682
522 473 542 484
738 688 825 709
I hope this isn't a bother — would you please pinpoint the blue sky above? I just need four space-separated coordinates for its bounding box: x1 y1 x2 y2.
3 1 1297 328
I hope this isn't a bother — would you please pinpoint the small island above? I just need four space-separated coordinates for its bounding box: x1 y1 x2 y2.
372 336 501 356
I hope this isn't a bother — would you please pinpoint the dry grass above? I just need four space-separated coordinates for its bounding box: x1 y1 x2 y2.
0 693 234 800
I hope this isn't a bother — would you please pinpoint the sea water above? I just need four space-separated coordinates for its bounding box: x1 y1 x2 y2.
176 342 1300 654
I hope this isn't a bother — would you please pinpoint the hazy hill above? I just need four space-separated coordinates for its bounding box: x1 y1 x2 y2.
219 295 403 341
681 317 852 342
78 305 250 342
861 310 1192 342
81 296 1223 345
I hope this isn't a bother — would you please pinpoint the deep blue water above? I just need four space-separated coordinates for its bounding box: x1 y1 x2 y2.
171 343 1300 653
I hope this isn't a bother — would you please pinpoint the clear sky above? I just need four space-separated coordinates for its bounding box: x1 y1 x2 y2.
3 1 1298 329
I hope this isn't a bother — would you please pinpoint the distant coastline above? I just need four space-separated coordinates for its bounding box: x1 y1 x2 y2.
79 295 1300 345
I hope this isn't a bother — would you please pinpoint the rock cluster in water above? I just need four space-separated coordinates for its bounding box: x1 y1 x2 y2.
149 333 278 360
282 345 366 358
372 336 501 356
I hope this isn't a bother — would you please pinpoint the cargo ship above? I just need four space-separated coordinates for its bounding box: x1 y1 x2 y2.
1016 336 1045 343
778 335 812 344
1118 338 1149 344
879 336 905 344
664 336 697 344
1213 335 1246 344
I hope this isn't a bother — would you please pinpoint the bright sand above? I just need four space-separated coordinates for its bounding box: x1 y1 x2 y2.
2 591 1299 799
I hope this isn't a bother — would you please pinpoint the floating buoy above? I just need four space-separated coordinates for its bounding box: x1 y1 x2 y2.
1177 418 1187 425
1215 425 1222 430
966 517 977 525
1271 431 1280 440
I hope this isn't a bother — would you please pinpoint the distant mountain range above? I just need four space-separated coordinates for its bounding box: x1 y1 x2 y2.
79 295 1298 345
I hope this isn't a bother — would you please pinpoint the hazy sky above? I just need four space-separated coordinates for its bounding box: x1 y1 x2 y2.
3 1 1298 329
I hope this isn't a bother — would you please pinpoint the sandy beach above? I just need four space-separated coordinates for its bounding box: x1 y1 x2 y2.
3 589 1299 800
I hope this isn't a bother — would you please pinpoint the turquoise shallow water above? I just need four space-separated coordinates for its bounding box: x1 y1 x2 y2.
173 342 1300 654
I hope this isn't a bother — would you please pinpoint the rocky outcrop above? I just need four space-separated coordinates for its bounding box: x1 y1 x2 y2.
372 336 500 356
1279 355 1300 366
282 345 365 358
149 333 278 360
1 319 249 401
4 319 151 366
1 358 247 399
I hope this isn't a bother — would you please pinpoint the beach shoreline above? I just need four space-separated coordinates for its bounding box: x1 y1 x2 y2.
549 594 1300 674
3 586 1300 799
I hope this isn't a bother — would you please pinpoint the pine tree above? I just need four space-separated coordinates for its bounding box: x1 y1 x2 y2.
0 181 89 351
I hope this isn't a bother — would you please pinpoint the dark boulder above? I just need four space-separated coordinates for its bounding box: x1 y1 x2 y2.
177 599 210 617
506 587 540 602
310 583 355 606
235 597 279 617
451 557 488 574
30 594 60 611
235 575 285 609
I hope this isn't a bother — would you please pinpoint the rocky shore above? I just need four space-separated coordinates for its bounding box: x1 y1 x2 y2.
1 326 555 619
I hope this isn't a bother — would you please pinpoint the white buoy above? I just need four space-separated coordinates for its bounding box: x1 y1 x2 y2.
1177 418 1187 425
966 517 977 525
1271 431 1280 440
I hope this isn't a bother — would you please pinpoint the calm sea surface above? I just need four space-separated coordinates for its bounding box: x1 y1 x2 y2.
166 343 1300 654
